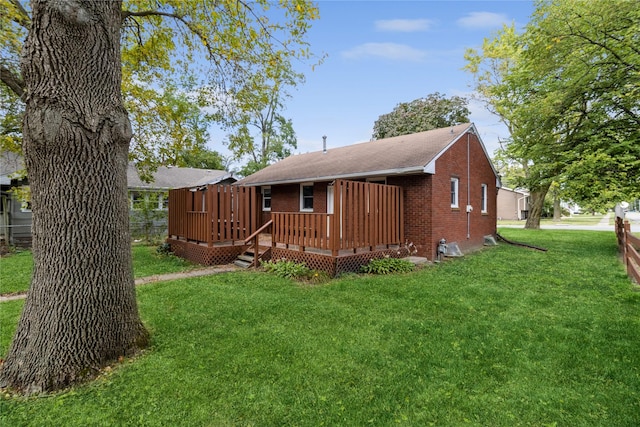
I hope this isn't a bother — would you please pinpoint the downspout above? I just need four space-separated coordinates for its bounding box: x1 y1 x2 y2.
517 195 527 220
467 132 471 239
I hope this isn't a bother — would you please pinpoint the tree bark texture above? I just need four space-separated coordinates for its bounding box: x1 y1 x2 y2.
0 0 148 394
525 184 551 229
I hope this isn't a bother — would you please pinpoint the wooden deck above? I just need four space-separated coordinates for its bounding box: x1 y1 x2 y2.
167 180 408 275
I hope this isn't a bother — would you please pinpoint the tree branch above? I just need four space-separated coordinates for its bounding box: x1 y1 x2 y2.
121 9 185 21
1 64 24 97
9 0 31 28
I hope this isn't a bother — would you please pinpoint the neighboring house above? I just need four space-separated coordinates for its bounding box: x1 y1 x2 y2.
167 123 500 274
127 164 236 241
127 164 235 210
1 151 31 246
497 187 530 220
0 153 234 246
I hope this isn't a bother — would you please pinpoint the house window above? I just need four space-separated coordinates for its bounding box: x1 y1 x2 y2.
262 186 271 211
130 191 143 210
481 184 488 213
300 183 314 211
159 192 169 210
450 178 459 208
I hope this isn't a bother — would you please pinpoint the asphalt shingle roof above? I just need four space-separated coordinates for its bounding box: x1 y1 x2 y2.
238 123 476 186
127 164 231 190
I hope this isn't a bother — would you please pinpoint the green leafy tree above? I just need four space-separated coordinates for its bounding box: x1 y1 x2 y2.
372 92 470 140
464 24 557 229
466 1 640 228
522 0 640 208
0 0 319 394
128 84 217 179
179 147 226 170
222 64 303 175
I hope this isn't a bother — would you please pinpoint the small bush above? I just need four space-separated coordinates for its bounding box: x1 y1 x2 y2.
361 257 415 275
156 242 173 256
261 259 311 279
261 259 330 284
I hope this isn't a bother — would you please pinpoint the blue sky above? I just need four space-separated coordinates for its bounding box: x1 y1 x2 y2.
213 0 535 168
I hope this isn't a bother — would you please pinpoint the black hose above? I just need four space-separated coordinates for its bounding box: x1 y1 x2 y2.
496 232 548 252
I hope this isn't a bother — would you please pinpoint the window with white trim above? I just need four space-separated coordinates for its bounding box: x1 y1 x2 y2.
262 186 271 211
300 183 314 211
481 184 488 213
450 177 459 208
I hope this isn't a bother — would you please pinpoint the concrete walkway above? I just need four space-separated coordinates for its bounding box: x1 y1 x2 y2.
0 265 240 303
500 213 619 232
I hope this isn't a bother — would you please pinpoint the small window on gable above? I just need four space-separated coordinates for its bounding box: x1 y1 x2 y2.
262 186 272 211
481 184 488 213
300 183 314 211
451 178 459 209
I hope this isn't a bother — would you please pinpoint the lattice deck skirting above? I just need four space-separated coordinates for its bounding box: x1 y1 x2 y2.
169 238 410 277
272 246 410 277
168 238 247 266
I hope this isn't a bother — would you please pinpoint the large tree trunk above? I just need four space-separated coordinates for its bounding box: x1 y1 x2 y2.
525 184 551 229
0 0 148 394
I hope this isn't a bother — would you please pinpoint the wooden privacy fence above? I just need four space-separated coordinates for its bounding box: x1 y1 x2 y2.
271 180 404 255
168 185 257 245
616 216 640 284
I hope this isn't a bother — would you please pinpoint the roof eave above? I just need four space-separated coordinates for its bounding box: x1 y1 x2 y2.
240 166 426 187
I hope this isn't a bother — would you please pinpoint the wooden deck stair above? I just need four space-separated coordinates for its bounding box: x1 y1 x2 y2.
234 244 270 268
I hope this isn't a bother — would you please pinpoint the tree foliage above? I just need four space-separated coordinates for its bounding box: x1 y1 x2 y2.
2 0 321 175
221 63 303 176
372 92 470 140
465 0 640 225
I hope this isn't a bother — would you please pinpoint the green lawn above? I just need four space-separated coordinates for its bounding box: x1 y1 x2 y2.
0 245 196 295
498 213 608 226
1 229 639 426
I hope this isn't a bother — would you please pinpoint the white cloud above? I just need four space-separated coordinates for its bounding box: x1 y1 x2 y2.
375 19 434 32
457 12 509 30
341 43 427 62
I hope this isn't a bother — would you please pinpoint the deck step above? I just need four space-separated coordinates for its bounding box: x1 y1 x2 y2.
237 254 255 263
233 259 252 268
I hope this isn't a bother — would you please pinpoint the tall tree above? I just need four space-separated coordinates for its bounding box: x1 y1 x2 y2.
128 85 214 180
0 0 319 394
466 0 640 228
221 64 302 175
464 24 557 229
372 92 470 140
521 0 640 207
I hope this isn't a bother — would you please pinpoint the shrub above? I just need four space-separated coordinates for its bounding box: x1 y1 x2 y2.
261 259 311 280
156 242 173 256
361 257 415 275
261 259 330 284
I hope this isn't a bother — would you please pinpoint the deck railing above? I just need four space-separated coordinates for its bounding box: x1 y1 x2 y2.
168 180 403 255
271 180 404 255
168 185 257 245
272 212 332 250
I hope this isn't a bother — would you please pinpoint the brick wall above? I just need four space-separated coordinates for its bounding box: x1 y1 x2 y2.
270 182 328 213
428 132 497 259
391 132 497 259
388 174 433 257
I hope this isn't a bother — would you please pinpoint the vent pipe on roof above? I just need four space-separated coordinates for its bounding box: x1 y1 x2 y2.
322 135 327 154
